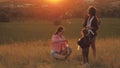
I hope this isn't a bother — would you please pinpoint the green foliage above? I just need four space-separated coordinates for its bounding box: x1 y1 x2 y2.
0 12 10 22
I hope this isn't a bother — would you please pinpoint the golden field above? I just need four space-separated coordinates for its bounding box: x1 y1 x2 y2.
0 38 120 68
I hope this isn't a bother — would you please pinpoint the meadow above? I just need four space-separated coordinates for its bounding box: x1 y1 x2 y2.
0 18 120 68
0 18 120 44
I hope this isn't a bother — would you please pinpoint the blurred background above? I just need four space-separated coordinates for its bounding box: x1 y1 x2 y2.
0 0 120 22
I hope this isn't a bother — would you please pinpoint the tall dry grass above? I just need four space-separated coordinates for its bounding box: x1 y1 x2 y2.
0 38 120 68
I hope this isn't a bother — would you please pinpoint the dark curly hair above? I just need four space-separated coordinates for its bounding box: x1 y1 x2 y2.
88 6 96 16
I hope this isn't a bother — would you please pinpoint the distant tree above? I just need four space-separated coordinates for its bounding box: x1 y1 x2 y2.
0 11 10 22
94 0 120 17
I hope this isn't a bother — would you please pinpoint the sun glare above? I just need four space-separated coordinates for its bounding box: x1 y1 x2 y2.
46 0 62 4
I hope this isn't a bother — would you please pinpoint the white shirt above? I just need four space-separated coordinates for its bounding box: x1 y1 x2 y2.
86 16 94 35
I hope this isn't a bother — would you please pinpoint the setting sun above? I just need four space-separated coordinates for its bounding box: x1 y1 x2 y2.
46 0 62 4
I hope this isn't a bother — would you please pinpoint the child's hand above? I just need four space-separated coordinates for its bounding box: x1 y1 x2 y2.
77 46 80 51
66 44 69 47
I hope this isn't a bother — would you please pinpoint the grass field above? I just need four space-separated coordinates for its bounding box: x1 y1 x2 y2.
0 18 120 44
0 18 120 68
0 39 120 68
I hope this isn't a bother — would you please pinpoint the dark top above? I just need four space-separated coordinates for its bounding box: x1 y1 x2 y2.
83 15 100 36
78 37 91 48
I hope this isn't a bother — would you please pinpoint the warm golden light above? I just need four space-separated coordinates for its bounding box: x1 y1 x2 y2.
46 0 62 4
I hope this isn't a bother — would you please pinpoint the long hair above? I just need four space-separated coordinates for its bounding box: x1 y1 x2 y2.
88 6 96 16
55 26 64 34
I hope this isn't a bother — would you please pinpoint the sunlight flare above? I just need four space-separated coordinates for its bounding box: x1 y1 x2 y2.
46 0 62 4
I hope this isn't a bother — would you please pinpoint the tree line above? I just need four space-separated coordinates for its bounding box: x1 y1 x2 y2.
0 0 120 22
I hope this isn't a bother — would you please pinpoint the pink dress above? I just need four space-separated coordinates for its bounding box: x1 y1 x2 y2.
51 34 67 53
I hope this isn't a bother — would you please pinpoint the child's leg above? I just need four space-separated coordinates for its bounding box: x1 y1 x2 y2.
65 47 72 59
51 51 65 60
91 37 96 58
86 47 89 63
82 47 89 64
61 47 72 60
55 54 66 60
82 48 86 64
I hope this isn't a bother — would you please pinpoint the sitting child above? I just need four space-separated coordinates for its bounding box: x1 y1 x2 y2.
51 26 72 61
